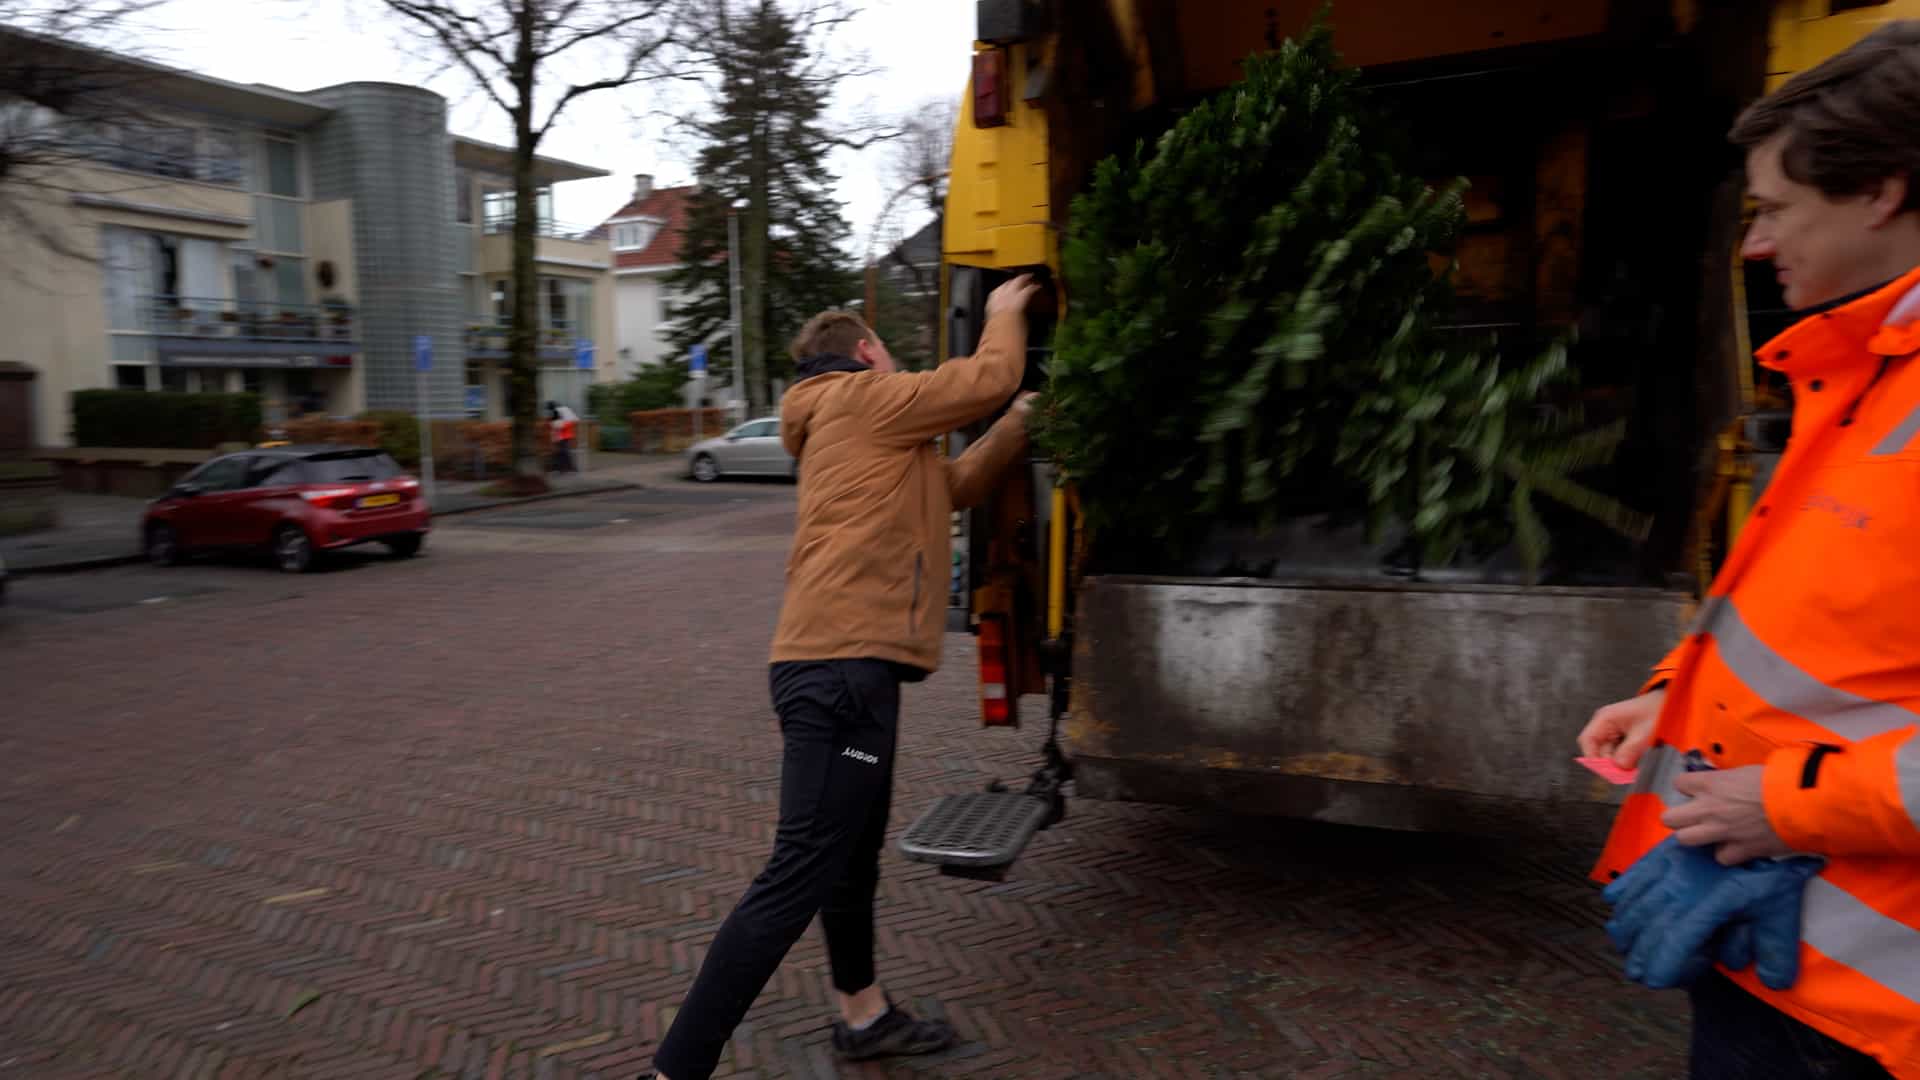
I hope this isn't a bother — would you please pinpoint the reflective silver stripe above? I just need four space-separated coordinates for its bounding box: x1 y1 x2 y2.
1709 599 1920 742
1901 737 1920 834
1689 595 1728 636
1631 743 1686 807
1870 401 1920 456
1803 877 1920 1007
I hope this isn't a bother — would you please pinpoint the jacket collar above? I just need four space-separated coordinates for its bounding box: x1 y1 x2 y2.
794 352 870 381
1761 264 1920 377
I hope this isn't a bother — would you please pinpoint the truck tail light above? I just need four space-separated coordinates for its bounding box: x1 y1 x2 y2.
979 613 1015 727
973 49 1009 128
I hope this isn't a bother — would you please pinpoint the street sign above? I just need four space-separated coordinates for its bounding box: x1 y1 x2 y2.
413 335 432 372
574 340 595 371
690 344 708 374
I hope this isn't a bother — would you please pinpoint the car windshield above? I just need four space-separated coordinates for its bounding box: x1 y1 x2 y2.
299 452 403 484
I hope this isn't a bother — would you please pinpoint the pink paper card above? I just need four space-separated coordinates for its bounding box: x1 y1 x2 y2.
1577 756 1639 785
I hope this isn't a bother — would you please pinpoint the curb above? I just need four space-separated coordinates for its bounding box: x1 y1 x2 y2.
10 552 146 578
431 480 642 517
8 481 646 576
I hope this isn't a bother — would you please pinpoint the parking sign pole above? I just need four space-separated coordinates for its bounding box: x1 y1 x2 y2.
690 343 708 443
413 335 436 508
575 339 594 475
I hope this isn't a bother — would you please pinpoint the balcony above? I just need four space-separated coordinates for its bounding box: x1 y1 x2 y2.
465 320 589 366
481 215 604 241
146 296 360 367
476 217 610 276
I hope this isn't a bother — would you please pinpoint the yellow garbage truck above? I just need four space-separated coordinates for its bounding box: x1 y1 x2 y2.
897 0 1920 878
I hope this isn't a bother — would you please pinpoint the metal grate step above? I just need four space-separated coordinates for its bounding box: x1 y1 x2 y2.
899 791 1052 875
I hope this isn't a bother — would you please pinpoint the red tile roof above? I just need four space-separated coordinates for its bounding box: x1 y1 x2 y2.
602 184 698 270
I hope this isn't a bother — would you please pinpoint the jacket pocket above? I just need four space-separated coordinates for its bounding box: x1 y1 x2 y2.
909 552 923 636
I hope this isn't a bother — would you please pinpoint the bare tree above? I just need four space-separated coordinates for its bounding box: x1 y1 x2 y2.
873 95 954 364
888 96 954 236
375 0 678 489
0 2 175 263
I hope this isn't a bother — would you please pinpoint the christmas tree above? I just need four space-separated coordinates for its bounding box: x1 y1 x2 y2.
1034 19 1646 578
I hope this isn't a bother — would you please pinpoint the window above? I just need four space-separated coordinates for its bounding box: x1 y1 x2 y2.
245 455 294 487
102 227 232 327
256 198 303 253
736 420 777 439
482 187 555 233
612 221 657 250
273 257 307 307
295 452 402 484
188 455 252 492
455 169 474 224
545 276 566 332
113 365 148 390
483 189 514 229
90 121 197 179
264 138 299 197
541 276 593 337
490 280 509 321
200 131 248 187
660 294 677 322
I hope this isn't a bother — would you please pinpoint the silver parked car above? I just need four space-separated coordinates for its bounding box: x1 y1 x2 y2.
686 418 795 482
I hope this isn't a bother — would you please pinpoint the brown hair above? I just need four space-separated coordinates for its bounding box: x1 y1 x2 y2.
1730 20 1920 211
789 310 876 361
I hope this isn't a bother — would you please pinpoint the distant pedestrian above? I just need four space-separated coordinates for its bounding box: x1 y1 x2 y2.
650 276 1043 1080
547 401 578 473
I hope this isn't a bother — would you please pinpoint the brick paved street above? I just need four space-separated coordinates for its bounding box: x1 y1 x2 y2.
0 479 1688 1079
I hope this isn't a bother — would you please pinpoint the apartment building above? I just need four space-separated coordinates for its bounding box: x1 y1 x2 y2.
0 30 617 447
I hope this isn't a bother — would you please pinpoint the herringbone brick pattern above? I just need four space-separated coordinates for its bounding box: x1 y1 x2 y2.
0 486 1688 1078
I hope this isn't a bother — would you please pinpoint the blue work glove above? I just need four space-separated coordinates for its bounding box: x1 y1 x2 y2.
1602 837 1823 991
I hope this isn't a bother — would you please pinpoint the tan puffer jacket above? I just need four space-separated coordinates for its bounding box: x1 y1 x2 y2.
769 312 1030 674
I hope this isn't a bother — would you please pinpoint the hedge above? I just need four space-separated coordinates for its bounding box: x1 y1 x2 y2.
71 390 262 449
277 416 555 478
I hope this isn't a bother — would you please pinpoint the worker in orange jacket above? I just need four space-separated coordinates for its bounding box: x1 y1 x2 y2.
547 401 579 473
1579 23 1920 1080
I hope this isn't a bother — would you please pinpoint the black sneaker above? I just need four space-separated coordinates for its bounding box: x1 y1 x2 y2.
830 1005 958 1061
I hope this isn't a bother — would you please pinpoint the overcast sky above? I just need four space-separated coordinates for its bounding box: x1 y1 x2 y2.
136 0 972 250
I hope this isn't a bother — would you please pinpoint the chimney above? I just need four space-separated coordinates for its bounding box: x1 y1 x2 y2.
633 173 654 203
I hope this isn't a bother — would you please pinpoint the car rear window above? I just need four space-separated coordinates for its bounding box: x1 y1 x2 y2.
296 452 403 484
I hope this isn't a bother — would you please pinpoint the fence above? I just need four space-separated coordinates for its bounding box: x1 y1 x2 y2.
627 408 734 454
276 417 586 481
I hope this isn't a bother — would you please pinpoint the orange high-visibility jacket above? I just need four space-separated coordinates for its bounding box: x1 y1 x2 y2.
1596 266 1920 1077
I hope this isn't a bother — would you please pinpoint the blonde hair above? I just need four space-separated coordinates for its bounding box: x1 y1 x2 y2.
789 310 876 361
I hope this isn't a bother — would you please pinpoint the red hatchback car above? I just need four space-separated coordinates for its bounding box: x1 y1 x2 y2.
144 445 431 573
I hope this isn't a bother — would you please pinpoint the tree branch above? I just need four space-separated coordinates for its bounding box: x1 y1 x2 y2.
377 0 516 116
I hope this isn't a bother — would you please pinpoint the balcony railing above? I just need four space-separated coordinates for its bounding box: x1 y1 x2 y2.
145 296 357 346
481 215 604 242
465 320 585 362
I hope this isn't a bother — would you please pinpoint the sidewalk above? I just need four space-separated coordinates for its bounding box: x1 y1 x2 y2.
0 453 685 575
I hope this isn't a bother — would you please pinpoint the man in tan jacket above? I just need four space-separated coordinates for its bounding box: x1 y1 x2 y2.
652 275 1041 1080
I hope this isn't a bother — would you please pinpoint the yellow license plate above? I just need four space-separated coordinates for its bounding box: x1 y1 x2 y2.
359 493 401 508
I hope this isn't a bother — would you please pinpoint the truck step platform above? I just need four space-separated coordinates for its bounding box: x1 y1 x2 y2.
899 790 1054 880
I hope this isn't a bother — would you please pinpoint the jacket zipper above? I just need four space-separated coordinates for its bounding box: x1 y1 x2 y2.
910 552 923 635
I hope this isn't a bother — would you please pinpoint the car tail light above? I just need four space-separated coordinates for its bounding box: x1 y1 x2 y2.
978 613 1015 727
299 487 360 509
